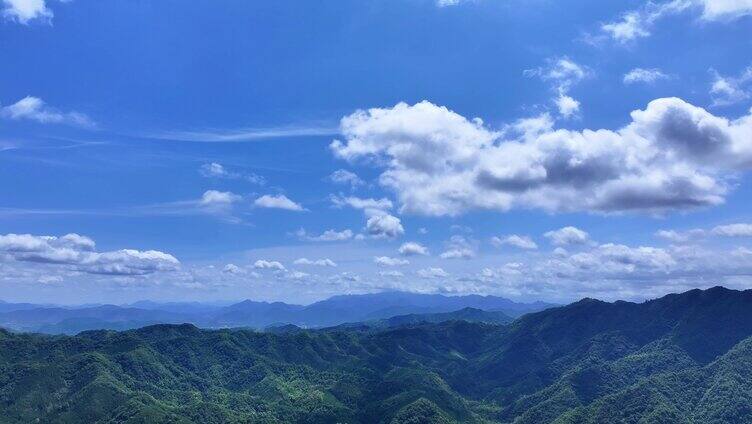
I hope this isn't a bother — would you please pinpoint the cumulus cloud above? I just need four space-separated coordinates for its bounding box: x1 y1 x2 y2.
0 233 179 276
624 68 669 84
417 267 449 278
222 263 246 274
491 235 538 250
253 259 286 271
200 162 265 185
331 98 752 216
254 194 305 211
296 228 354 242
398 242 429 256
294 258 337 267
366 213 404 239
555 94 580 119
328 169 365 188
2 0 52 24
374 256 409 267
0 96 93 127
544 226 590 246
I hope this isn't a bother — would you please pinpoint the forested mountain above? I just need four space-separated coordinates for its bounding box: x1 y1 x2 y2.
1 286 751 423
0 291 552 334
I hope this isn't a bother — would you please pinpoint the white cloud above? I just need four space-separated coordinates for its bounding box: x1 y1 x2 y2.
556 94 580 119
332 98 752 216
379 270 404 277
37 275 62 284
0 96 93 127
2 0 52 24
491 235 538 250
254 194 305 211
559 243 676 275
439 235 476 259
710 67 752 106
526 57 589 87
417 267 449 278
525 57 589 118
600 1 692 43
602 11 651 43
366 213 404 239
624 68 669 84
330 195 393 213
440 248 475 259
222 263 246 274
655 228 706 243
544 226 590 246
296 228 354 242
200 190 242 206
654 223 752 241
712 223 752 237
374 256 409 267
398 241 429 256
294 258 337 267
329 169 365 188
0 233 179 276
284 270 310 280
600 1 752 44
200 163 265 185
698 0 752 20
253 259 286 271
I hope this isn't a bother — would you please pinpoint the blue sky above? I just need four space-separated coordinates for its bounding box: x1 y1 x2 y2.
1 0 752 304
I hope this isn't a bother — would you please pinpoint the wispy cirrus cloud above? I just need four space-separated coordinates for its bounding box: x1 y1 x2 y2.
597 0 752 45
710 66 752 106
524 57 590 118
149 125 337 142
199 162 266 185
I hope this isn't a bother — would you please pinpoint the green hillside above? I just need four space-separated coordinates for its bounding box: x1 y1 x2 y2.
2 286 752 423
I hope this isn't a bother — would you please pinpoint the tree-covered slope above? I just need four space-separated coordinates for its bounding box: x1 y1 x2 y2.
2 286 752 423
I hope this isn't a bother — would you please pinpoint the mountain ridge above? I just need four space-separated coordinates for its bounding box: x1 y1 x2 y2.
0 290 554 334
2 286 752 422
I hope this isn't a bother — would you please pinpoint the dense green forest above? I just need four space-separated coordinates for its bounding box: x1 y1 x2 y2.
2 286 752 423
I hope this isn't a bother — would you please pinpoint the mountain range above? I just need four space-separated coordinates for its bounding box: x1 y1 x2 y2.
0 291 553 334
1 286 751 422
